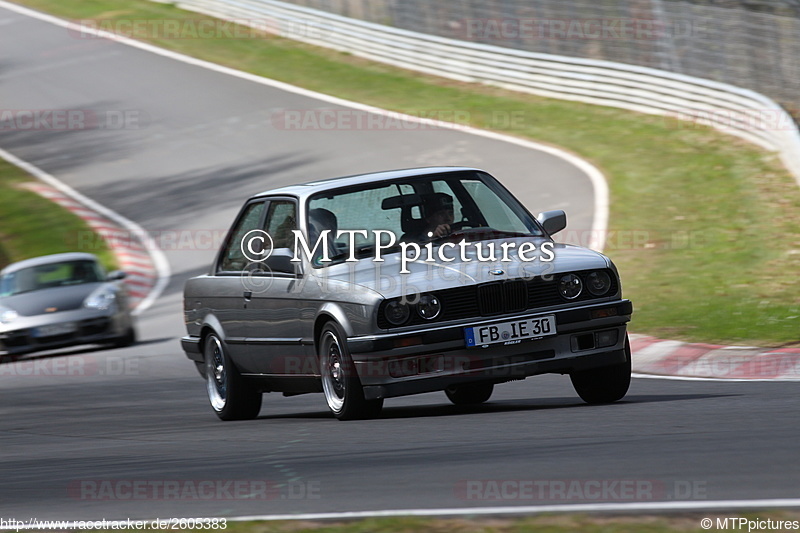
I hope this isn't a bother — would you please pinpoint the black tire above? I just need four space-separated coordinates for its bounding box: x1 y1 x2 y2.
445 382 494 405
204 333 262 420
112 326 136 348
319 322 383 420
570 335 631 404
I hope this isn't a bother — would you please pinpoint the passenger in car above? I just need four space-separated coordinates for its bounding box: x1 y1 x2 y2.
271 215 296 249
309 208 339 259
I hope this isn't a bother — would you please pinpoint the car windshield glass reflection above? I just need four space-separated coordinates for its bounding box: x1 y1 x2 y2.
0 260 103 296
307 171 543 266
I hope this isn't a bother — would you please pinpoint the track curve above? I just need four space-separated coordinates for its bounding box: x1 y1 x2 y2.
0 3 798 521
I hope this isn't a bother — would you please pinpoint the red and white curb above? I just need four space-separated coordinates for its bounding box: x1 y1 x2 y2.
631 334 800 381
0 147 170 316
19 183 157 310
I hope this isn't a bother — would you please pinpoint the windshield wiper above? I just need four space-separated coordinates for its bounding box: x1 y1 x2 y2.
430 228 533 243
327 244 403 262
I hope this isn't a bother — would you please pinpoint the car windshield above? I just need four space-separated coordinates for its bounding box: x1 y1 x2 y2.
0 260 103 296
306 170 544 265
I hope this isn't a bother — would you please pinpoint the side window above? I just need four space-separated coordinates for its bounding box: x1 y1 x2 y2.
0 274 11 297
218 201 266 273
265 201 297 250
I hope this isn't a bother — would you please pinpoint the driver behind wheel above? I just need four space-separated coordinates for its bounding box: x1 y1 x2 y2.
421 192 455 240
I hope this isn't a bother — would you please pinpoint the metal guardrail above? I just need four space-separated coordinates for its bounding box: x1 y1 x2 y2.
281 0 800 116
170 0 800 183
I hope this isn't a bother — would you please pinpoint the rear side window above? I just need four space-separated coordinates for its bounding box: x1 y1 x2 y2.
217 201 266 273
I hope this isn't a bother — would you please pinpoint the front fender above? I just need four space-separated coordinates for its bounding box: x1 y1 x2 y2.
316 302 355 338
199 313 227 343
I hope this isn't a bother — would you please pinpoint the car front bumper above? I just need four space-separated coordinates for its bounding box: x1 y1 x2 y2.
347 299 632 400
0 308 126 356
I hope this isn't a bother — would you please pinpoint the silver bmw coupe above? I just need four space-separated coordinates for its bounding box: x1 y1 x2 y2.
182 167 633 420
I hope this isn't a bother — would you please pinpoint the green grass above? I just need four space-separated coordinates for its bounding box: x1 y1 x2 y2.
0 158 116 271
49 512 800 533
218 515 757 533
241 514 800 533
10 0 800 346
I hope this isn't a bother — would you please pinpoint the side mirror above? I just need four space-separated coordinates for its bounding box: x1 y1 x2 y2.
264 248 302 275
107 270 127 281
537 210 567 235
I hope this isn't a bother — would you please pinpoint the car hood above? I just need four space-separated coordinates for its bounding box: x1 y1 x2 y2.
0 282 105 316
317 238 609 299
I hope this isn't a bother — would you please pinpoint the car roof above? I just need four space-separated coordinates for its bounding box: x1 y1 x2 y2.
252 167 485 200
1 253 99 275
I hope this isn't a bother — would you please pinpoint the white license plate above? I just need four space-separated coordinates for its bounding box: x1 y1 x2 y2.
464 315 556 348
34 322 77 337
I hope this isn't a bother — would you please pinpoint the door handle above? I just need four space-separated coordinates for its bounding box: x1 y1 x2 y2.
243 291 252 301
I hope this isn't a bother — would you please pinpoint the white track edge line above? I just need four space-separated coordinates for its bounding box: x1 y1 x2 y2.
225 499 800 522
0 0 609 254
631 372 800 383
0 148 170 316
1 499 799 527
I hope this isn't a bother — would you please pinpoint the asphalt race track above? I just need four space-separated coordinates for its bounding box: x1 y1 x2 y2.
1 4 798 521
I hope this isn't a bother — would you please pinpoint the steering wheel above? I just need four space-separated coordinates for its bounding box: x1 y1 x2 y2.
449 221 467 232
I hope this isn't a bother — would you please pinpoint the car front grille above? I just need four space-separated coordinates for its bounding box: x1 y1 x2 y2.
477 280 527 316
377 269 618 329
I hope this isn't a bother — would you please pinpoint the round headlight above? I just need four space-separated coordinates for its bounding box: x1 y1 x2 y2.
0 308 18 324
587 271 612 296
559 274 582 300
84 286 117 311
416 294 441 320
384 300 410 326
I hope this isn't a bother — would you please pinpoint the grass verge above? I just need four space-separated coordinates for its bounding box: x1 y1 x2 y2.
9 0 800 346
0 158 116 271
38 512 800 533
222 513 800 533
